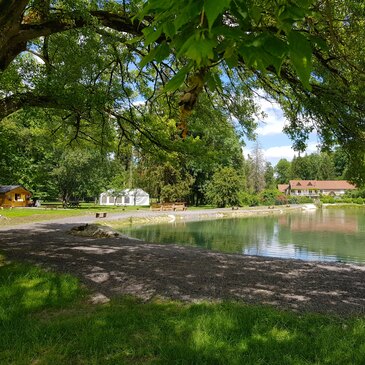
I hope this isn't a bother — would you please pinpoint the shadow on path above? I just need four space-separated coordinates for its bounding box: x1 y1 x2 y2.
1 221 365 315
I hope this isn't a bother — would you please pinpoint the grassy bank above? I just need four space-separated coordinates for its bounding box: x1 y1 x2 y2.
0 205 150 226
1 256 365 365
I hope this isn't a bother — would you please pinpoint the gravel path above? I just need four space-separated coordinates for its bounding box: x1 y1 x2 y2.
1 208 365 315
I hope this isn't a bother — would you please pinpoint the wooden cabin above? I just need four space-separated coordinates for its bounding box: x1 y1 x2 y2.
0 185 32 208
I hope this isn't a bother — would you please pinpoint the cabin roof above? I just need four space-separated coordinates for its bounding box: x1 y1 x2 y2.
0 185 23 193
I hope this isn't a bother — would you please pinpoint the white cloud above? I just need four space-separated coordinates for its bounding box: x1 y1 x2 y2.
243 142 319 164
254 96 288 136
262 142 318 162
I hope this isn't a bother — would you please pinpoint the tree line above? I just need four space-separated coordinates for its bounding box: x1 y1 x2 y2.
0 0 364 204
1 101 355 208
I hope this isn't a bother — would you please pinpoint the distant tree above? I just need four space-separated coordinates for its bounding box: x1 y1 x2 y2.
275 159 292 184
143 162 194 203
291 155 312 180
333 148 349 179
246 142 266 193
205 167 243 208
52 148 110 203
264 162 275 189
316 153 335 180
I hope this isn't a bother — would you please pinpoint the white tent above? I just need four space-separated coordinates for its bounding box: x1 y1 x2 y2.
99 188 150 206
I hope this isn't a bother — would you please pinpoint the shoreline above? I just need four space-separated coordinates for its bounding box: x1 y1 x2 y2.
1 205 365 315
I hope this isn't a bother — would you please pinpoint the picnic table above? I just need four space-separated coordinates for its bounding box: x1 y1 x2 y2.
150 202 187 211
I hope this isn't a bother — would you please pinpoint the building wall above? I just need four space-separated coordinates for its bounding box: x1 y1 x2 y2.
290 188 348 197
99 193 150 206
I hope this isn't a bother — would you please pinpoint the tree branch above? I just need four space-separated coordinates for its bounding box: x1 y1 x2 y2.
0 4 146 71
0 92 64 120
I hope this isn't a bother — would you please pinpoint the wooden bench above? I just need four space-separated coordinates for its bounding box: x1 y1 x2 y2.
161 203 175 211
96 212 107 218
173 202 187 211
150 204 162 211
150 203 187 211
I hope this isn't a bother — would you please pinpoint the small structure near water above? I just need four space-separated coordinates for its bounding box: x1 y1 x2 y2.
0 185 32 208
99 188 150 206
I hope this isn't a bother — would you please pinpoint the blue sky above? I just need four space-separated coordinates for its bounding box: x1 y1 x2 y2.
242 97 319 166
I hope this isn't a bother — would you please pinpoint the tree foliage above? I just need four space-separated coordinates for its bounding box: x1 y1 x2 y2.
205 167 243 208
0 0 364 186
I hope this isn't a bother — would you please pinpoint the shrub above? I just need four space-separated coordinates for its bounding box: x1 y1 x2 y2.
239 192 259 207
320 196 336 204
275 194 288 205
259 189 280 206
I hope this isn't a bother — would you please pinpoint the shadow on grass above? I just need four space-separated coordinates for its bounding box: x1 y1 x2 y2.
1 261 365 364
0 262 82 321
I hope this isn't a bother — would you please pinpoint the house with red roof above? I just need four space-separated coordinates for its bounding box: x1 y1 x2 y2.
278 180 356 197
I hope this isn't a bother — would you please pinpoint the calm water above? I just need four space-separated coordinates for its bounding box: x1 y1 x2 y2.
119 207 365 264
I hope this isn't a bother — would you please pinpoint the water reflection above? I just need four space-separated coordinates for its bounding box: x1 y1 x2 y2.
119 207 365 264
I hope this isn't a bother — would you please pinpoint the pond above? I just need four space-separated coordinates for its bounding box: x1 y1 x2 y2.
118 207 365 264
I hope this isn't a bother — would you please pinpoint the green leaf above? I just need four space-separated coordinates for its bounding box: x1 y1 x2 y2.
163 66 190 93
154 42 171 63
224 46 238 68
278 1 312 21
264 35 288 58
250 5 262 24
178 34 216 65
139 49 157 69
309 35 329 52
163 23 176 39
204 0 232 30
174 2 201 31
288 32 312 89
143 27 162 46
231 0 248 20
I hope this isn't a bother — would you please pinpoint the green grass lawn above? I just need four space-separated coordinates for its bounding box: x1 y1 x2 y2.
0 204 151 226
1 254 365 365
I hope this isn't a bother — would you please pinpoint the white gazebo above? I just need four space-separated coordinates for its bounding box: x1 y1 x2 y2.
99 188 150 206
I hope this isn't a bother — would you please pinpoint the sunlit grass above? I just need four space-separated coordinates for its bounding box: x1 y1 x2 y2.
0 205 150 226
1 258 365 364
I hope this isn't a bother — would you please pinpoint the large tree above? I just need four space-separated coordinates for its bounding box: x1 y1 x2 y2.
0 0 364 183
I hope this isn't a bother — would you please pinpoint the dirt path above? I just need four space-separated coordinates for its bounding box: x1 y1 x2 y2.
1 209 365 315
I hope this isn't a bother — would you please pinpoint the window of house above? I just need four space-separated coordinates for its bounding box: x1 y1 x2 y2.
15 193 21 201
125 196 130 204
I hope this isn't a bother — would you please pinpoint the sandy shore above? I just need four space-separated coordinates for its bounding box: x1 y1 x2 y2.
1 207 365 315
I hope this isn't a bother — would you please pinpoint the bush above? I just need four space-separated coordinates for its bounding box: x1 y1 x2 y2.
275 194 288 205
239 192 259 207
287 196 313 204
320 196 336 204
259 189 280 206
